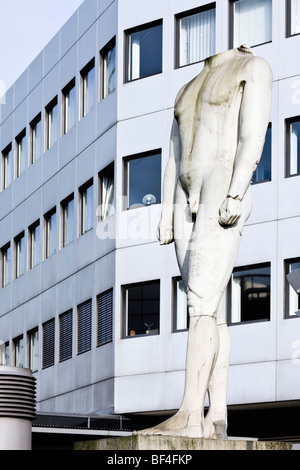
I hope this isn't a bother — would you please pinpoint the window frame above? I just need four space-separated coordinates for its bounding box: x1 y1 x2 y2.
122 280 160 338
227 262 271 325
2 143 12 191
172 276 189 332
175 3 216 69
124 19 163 83
15 128 27 179
13 335 24 368
98 163 115 221
251 123 272 185
287 0 300 37
285 258 300 319
45 96 58 151
80 58 95 119
62 78 76 136
1 242 11 287
229 0 273 49
42 318 55 369
61 194 75 248
79 179 94 236
44 207 57 259
28 220 40 270
77 299 92 355
28 327 39 372
59 309 73 362
286 116 300 177
97 288 113 347
100 37 116 100
14 231 25 279
30 113 42 164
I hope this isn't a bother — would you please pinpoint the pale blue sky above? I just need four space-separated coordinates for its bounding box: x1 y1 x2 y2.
0 0 84 94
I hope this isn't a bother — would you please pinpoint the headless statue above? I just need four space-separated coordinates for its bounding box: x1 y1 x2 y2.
139 45 273 439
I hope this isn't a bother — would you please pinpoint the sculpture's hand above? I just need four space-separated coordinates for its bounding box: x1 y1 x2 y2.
218 197 242 227
157 218 174 245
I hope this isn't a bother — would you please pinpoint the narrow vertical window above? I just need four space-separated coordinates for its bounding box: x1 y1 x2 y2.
126 21 163 82
288 0 300 36
97 289 113 346
80 59 95 118
29 220 40 269
99 164 114 220
100 38 116 99
45 208 57 259
285 259 300 317
15 129 27 178
231 0 272 48
252 124 272 184
14 336 24 368
28 328 39 372
30 113 42 164
61 195 74 247
45 97 58 151
42 318 55 369
59 310 73 362
173 277 189 332
176 4 216 68
78 300 92 354
15 232 25 279
62 78 76 135
2 143 12 190
286 118 300 177
1 243 11 287
79 180 93 235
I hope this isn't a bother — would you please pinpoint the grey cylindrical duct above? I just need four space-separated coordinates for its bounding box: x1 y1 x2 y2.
0 366 36 450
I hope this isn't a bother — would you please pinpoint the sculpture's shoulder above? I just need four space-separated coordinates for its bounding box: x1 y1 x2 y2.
174 73 204 118
241 55 273 85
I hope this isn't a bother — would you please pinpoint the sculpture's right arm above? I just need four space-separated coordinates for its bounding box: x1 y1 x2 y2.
157 117 181 245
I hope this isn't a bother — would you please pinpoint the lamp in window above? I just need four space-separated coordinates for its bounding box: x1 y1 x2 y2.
142 194 156 206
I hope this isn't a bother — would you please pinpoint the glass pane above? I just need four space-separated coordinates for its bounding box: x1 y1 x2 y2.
288 261 300 316
233 0 272 48
3 246 11 286
129 24 162 80
290 121 300 176
291 0 300 35
179 8 216 67
29 330 39 372
15 337 24 368
67 86 76 132
128 153 161 208
51 103 58 146
86 185 93 231
3 150 12 189
252 126 272 183
127 282 160 336
16 236 25 278
231 266 271 323
103 45 116 97
31 224 40 267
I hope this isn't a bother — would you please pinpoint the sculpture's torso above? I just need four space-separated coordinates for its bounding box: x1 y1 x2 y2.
174 49 256 199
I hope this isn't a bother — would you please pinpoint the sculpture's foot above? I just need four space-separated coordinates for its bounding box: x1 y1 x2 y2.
203 405 228 440
134 410 204 439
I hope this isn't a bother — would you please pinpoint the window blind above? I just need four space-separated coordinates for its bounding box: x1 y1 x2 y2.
43 318 55 369
78 299 92 354
59 310 73 362
97 288 113 346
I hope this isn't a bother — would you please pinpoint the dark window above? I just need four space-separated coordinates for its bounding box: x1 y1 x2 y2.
97 289 113 346
126 20 163 82
124 280 160 337
252 124 272 184
59 310 73 362
43 318 55 368
78 299 92 354
228 264 271 324
286 117 300 177
125 151 161 209
285 259 300 318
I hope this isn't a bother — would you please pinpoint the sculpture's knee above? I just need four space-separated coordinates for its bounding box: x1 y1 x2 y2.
188 290 217 318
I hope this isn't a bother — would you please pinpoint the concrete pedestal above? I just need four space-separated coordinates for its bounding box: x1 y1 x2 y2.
74 434 292 451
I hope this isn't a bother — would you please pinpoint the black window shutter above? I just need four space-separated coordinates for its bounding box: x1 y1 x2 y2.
78 299 92 354
97 288 113 346
59 309 73 362
43 318 55 368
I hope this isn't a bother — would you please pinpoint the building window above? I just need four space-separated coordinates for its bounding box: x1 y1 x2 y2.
287 0 300 36
15 232 25 279
45 208 57 259
99 164 114 221
30 113 42 164
228 263 271 324
28 328 39 372
1 243 11 287
126 20 163 82
62 78 76 135
42 318 55 369
45 96 58 151
100 37 116 99
79 180 93 235
59 310 73 362
173 277 189 332
286 117 300 177
176 4 216 68
231 0 272 48
29 220 40 269
125 151 161 209
15 129 27 178
123 280 160 337
97 288 113 346
2 143 12 190
80 59 95 118
285 259 300 318
78 299 92 355
61 194 74 247
13 336 24 368
252 124 272 184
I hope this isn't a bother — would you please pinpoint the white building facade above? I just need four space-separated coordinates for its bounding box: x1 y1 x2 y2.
1 0 300 441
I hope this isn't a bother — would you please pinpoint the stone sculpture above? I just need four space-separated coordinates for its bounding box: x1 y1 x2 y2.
140 45 272 439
